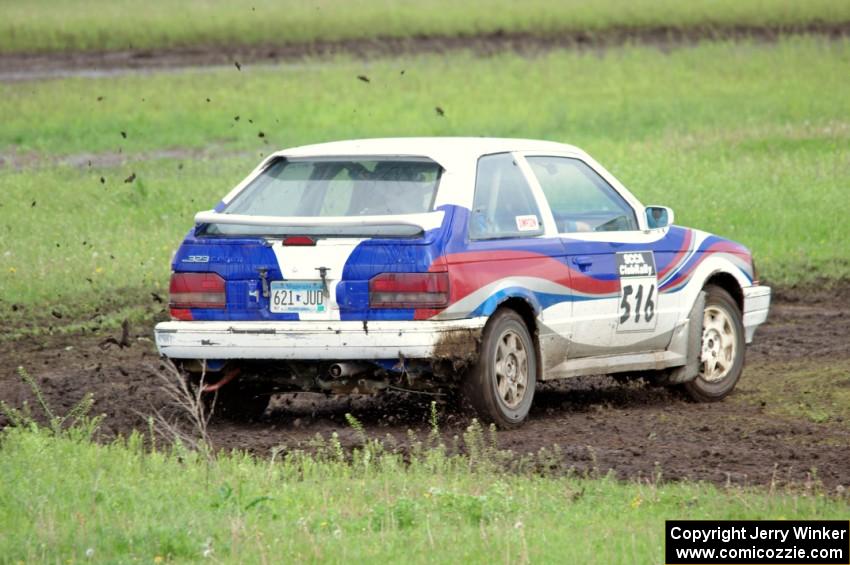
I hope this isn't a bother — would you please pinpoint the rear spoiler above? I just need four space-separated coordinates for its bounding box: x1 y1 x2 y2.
194 210 446 232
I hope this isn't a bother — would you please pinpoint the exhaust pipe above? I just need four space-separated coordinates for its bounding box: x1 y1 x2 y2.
328 362 371 378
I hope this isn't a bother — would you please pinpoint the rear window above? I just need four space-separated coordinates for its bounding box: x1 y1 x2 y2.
203 157 442 237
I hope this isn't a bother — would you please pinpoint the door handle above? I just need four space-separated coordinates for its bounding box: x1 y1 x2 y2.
571 256 593 272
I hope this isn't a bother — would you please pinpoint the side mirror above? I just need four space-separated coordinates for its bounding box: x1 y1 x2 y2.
645 206 674 229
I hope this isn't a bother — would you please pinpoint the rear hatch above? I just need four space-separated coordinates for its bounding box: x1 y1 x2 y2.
171 229 450 322
169 155 452 322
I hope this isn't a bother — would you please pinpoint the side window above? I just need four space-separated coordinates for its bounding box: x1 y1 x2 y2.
527 156 638 233
469 153 544 239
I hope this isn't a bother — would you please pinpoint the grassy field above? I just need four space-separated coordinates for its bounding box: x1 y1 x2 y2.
1 8 849 562
1 38 848 332
1 0 848 54
4 39 849 156
0 419 847 563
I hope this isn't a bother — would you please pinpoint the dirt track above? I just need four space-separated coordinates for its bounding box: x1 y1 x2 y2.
1 287 849 489
1 22 848 81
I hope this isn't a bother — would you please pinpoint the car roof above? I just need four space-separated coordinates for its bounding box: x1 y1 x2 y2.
221 136 644 218
274 137 586 169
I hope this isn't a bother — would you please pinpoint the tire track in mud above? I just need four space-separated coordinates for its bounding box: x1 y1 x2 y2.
0 145 257 172
1 288 849 488
1 22 849 82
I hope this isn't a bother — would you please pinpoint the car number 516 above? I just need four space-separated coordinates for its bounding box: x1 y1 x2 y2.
619 283 655 325
616 251 658 332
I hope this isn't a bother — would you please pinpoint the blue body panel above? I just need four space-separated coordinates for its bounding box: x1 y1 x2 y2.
172 204 752 322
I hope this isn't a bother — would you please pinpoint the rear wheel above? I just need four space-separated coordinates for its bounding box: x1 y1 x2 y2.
681 285 745 402
462 309 537 428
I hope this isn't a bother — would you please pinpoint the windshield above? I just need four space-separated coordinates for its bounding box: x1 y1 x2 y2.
203 157 442 236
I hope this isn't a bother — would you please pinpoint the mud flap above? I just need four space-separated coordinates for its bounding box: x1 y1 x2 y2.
664 290 705 384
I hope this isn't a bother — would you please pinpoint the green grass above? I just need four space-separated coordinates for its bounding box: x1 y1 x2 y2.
0 156 251 335
736 359 850 426
1 38 848 329
602 133 850 284
1 422 847 563
1 0 848 54
4 39 849 157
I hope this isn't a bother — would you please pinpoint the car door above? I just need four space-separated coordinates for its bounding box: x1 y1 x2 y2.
521 153 680 358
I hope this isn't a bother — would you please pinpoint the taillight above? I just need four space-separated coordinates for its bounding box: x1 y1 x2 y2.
369 272 449 308
282 236 316 246
169 272 226 311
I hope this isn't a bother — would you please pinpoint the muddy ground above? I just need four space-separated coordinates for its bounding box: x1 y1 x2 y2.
1 22 848 81
1 287 849 489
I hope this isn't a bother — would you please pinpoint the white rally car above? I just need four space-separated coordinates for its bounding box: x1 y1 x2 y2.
154 138 771 427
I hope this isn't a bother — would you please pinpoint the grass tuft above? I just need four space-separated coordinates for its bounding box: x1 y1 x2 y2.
0 366 103 440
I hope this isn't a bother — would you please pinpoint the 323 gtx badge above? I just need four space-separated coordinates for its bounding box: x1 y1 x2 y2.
616 251 658 333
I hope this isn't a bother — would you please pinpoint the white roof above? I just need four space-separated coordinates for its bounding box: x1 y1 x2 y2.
275 137 586 169
221 137 625 214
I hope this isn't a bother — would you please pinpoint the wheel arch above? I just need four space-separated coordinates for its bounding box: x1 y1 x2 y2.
703 270 744 312
496 296 538 335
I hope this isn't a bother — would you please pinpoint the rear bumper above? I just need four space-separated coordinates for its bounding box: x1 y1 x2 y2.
742 285 771 343
154 318 486 361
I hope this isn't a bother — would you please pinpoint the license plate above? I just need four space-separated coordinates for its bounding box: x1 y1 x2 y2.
269 280 326 314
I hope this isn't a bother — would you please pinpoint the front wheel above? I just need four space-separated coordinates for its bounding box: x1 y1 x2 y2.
462 309 537 428
681 285 745 402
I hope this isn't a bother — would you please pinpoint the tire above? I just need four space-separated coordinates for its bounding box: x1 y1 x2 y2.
462 308 537 428
681 285 745 402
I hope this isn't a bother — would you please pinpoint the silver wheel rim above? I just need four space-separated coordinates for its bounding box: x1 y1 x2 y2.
494 329 529 409
700 305 737 382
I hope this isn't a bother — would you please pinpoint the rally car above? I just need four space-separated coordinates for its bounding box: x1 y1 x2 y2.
154 138 771 427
